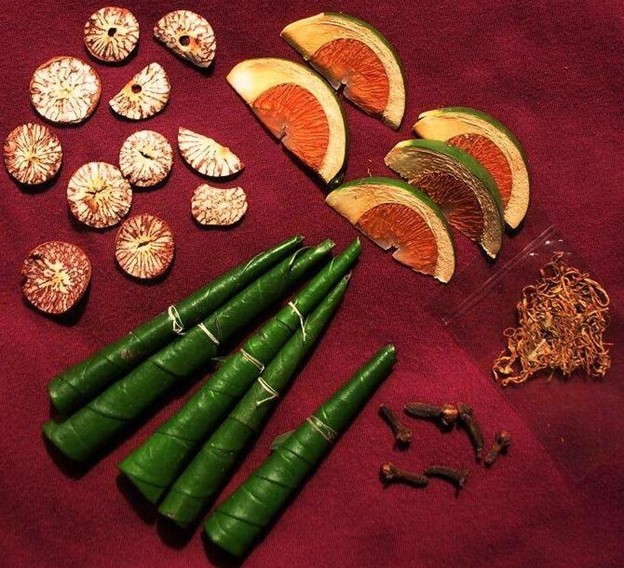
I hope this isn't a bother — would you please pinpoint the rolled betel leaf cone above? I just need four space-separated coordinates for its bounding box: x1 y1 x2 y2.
204 344 396 557
42 241 333 462
48 236 303 416
159 276 350 527
118 239 361 504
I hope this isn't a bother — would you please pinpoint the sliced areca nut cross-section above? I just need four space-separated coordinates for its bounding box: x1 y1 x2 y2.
227 58 348 186
109 62 170 120
178 127 243 177
281 12 406 129
326 177 455 282
83 6 140 63
191 184 248 226
119 130 173 187
385 139 504 259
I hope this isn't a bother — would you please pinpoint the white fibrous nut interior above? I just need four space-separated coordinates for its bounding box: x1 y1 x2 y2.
67 162 132 228
191 184 248 226
115 213 175 279
109 62 170 120
3 123 62 185
21 241 91 315
178 127 244 178
30 56 101 124
119 130 173 187
154 10 216 68
84 7 140 63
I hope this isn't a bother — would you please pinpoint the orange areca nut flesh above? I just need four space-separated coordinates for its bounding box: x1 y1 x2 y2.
30 56 101 125
67 162 132 229
227 58 348 186
21 241 91 315
84 7 140 63
119 130 173 187
326 177 455 282
3 123 62 185
191 184 248 226
385 139 504 259
115 213 175 279
413 107 530 229
178 127 244 178
109 62 170 120
154 10 216 69
281 12 406 130
493 253 611 386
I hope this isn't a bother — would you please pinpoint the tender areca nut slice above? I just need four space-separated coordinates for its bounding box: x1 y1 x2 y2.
3 123 62 185
30 56 101 124
153 10 216 68
115 213 174 279
227 58 348 186
67 162 132 229
84 7 140 63
119 130 173 187
21 241 91 315
109 62 171 120
191 184 248 226
178 127 243 178
281 12 406 129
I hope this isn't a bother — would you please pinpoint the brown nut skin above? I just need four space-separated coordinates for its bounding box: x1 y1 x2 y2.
84 7 140 63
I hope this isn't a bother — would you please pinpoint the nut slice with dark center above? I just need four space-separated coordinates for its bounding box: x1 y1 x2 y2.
21 241 91 315
84 7 140 63
4 123 62 185
109 62 170 120
67 162 132 228
191 184 248 226
30 56 101 124
154 10 216 68
115 213 174 279
178 127 244 177
119 130 172 187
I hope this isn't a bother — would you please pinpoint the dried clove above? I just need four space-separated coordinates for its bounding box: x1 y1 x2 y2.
380 462 428 488
379 404 411 446
404 402 459 429
484 430 512 467
457 403 484 461
423 465 469 489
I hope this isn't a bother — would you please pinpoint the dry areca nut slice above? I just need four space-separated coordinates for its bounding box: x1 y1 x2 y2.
21 241 91 315
119 130 173 187
30 56 101 124
109 62 170 120
67 162 132 229
154 10 216 69
115 213 174 279
178 127 244 178
4 123 62 185
191 184 248 226
84 6 140 63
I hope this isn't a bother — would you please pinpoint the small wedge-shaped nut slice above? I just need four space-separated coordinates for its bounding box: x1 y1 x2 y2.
191 184 247 226
67 162 132 229
115 213 174 279
109 62 170 120
4 123 62 185
119 130 173 187
30 56 101 124
154 10 216 68
84 6 140 63
178 127 244 178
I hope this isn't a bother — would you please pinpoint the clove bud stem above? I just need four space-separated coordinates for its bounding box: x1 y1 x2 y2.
380 462 428 488
404 402 459 428
423 465 469 489
457 403 484 461
484 430 512 467
379 404 411 446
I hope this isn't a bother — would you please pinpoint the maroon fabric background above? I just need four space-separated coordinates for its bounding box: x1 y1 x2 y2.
1 1 622 566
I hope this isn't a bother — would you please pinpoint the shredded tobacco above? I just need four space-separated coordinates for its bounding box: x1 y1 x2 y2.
492 253 611 386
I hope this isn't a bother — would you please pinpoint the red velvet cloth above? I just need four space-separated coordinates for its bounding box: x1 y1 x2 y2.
1 1 623 566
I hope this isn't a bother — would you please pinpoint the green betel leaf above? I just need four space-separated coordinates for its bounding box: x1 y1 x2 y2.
118 239 361 504
204 345 396 557
48 236 304 416
158 277 350 528
42 241 334 462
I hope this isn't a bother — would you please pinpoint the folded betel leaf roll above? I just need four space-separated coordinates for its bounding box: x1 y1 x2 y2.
42 241 333 462
158 276 350 527
204 344 396 557
118 239 361 504
48 236 304 416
